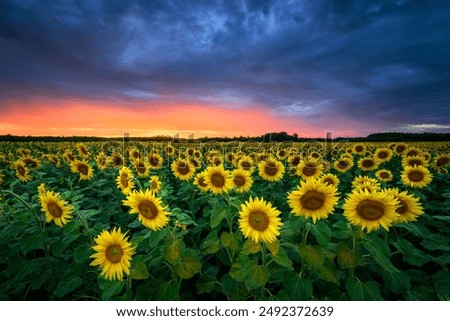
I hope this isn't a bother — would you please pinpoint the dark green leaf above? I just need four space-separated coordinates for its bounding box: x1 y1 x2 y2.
283 271 312 300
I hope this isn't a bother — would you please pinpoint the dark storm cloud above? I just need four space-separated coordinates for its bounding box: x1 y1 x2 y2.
1 0 449 131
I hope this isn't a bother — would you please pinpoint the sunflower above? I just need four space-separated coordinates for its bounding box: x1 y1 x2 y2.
288 155 302 168
433 154 450 169
133 159 149 177
90 228 135 281
296 159 323 180
402 156 428 168
188 157 202 169
165 144 176 156
14 159 31 182
374 147 393 163
39 190 73 227
111 152 124 167
171 159 195 181
353 182 380 194
287 179 339 223
258 158 285 182
277 148 289 160
123 189 170 230
193 171 210 192
386 188 424 223
116 167 135 195
333 157 353 173
394 143 407 155
375 169 393 182
203 165 233 194
352 175 380 189
76 143 89 158
238 196 283 244
342 190 399 232
401 165 433 188
353 143 366 155
232 168 253 193
149 175 162 194
96 152 110 170
129 147 141 161
20 156 41 169
148 154 163 170
404 147 422 158
71 160 94 180
63 150 76 163
238 156 254 172
358 157 379 171
318 173 340 188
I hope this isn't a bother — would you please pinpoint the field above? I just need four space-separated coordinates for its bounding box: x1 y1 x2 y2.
0 140 449 301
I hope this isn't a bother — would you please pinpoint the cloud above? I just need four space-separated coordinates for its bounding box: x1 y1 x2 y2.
1 0 449 135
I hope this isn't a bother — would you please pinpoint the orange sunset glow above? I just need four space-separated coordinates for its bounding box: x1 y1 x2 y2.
0 97 351 138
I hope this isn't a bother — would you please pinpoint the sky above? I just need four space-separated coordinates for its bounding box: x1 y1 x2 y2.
1 0 450 138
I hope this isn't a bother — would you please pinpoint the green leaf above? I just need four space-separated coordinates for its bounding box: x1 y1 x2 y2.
336 242 361 269
345 278 383 300
74 245 92 264
156 281 179 300
19 230 47 254
221 274 248 300
241 239 261 255
271 247 293 268
421 234 450 251
243 261 269 290
266 240 280 256
392 239 430 267
220 232 240 252
163 238 185 265
433 270 450 296
99 279 125 300
382 271 411 295
332 221 353 239
173 249 202 279
304 245 324 269
229 261 246 282
210 208 227 229
283 271 312 300
309 221 332 247
202 231 222 255
54 275 83 298
130 262 149 280
363 236 399 273
316 264 339 285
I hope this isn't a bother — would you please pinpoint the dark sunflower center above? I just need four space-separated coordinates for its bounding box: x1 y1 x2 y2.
356 200 384 220
17 165 26 176
47 201 63 218
114 156 123 166
68 154 75 161
396 145 406 153
407 151 418 157
378 151 388 159
211 173 225 187
436 157 450 167
198 176 207 187
233 175 246 187
241 161 251 170
177 162 190 175
248 210 270 231
213 159 221 166
98 157 106 166
135 162 146 173
106 245 123 263
323 178 334 186
149 157 159 166
133 151 140 159
300 190 325 210
379 172 389 178
396 199 408 215
120 173 129 187
78 164 89 175
264 162 278 176
338 160 348 168
151 181 158 189
279 150 286 157
355 146 364 152
80 147 87 155
138 200 158 219
302 165 317 177
291 156 301 167
408 170 424 182
362 159 374 168
408 159 423 167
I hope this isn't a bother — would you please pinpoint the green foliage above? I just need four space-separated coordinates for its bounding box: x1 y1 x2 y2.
0 140 449 301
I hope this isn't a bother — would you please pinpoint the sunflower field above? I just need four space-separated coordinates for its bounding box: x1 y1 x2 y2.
0 140 450 301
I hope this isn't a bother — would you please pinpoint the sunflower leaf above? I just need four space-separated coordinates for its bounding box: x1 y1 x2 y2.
243 261 269 290
173 249 202 279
